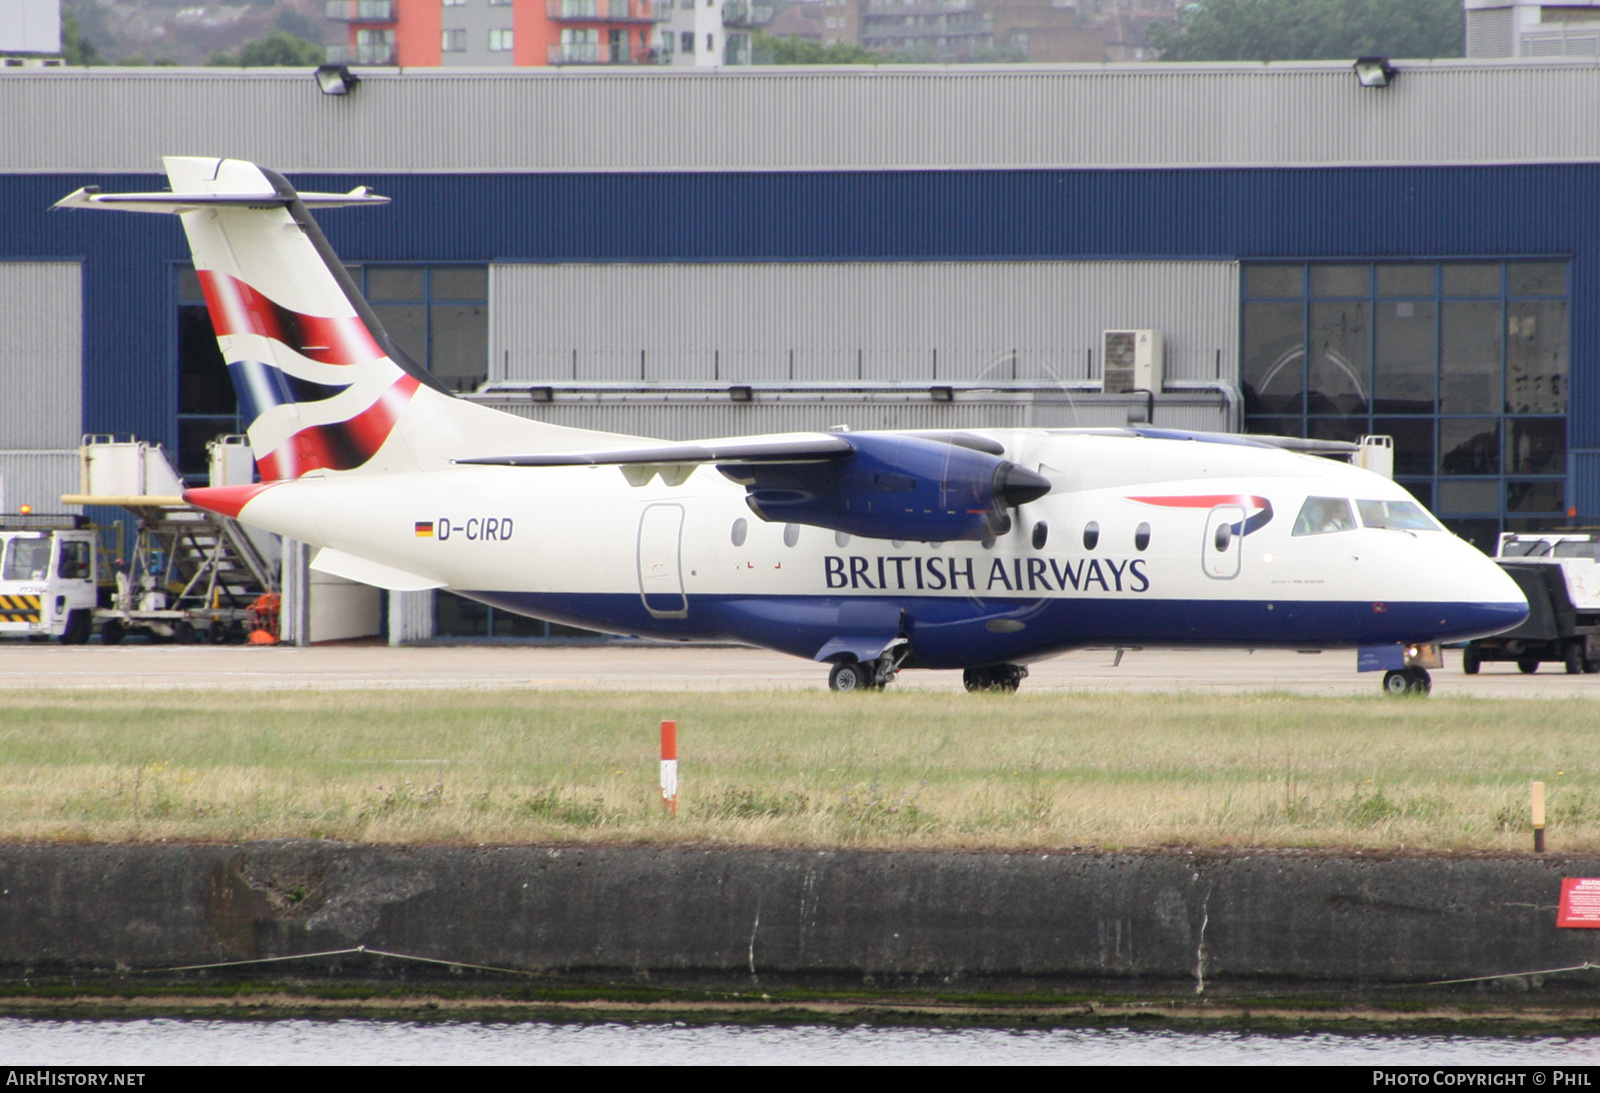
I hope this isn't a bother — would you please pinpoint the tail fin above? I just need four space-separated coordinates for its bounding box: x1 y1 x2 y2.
165 156 446 479
57 157 643 477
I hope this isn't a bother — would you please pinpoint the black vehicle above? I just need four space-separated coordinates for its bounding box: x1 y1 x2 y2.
1464 534 1600 675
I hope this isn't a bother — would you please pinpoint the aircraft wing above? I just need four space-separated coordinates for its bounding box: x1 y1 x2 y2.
1050 426 1360 455
457 433 854 467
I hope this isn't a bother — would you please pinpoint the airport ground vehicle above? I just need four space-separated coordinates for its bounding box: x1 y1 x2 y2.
0 514 102 644
1462 533 1600 675
61 437 279 645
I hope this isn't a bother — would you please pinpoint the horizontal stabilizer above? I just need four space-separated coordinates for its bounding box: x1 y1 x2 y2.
310 547 445 592
458 433 854 467
52 186 389 214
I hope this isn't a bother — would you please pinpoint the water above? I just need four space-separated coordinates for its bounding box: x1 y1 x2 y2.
3 1019 1597 1065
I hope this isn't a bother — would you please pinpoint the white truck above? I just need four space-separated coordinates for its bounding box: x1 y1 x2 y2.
0 514 101 644
1462 532 1600 674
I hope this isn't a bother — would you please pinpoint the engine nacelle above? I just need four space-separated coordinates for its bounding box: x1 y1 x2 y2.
718 433 1050 542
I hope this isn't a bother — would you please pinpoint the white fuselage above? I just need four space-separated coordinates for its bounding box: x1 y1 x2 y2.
225 429 1528 669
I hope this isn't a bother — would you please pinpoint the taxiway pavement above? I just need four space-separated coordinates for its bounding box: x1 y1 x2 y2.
0 641 1595 697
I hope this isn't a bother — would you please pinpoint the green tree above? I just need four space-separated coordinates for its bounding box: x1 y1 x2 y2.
1148 0 1464 62
61 12 103 66
752 31 886 65
208 30 326 67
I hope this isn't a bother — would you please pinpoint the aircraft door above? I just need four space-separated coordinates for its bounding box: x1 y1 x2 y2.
1202 505 1244 580
637 503 688 618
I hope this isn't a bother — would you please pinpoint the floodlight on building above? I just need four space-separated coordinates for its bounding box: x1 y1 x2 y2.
314 64 359 96
1353 57 1396 88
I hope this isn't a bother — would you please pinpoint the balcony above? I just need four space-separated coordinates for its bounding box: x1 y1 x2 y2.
721 0 772 27
546 0 656 22
326 42 397 64
324 0 393 21
549 41 657 62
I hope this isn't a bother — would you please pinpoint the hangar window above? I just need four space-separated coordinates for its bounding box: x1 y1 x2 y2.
361 265 489 394
1243 260 1568 551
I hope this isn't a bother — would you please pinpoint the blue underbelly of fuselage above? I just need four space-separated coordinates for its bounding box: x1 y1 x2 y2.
459 591 1529 669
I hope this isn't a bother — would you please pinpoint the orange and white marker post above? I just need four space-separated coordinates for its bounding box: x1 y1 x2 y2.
660 719 678 815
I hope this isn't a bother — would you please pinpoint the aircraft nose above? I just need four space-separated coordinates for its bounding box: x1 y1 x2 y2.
1457 550 1529 639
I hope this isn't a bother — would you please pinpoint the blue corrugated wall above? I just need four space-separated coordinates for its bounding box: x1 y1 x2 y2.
2 165 1595 510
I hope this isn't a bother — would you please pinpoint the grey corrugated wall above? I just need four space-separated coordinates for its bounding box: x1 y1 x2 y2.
0 452 80 515
0 263 81 451
490 261 1238 385
476 396 1229 439
7 62 1600 174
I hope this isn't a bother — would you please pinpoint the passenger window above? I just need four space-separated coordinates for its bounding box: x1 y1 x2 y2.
783 523 800 547
1031 522 1048 550
1356 499 1440 532
1082 521 1099 550
1292 497 1357 536
56 541 91 580
1214 522 1232 551
1134 522 1151 551
835 531 851 548
3 537 51 581
731 518 747 547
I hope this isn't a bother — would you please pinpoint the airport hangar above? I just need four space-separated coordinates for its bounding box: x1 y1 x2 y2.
0 61 1588 641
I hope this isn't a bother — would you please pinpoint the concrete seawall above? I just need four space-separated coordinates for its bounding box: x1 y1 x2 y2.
2 843 1597 999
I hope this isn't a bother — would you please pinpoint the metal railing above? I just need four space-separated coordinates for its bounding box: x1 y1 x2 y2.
326 42 397 64
548 41 612 63
721 1 772 26
546 0 654 20
324 0 394 21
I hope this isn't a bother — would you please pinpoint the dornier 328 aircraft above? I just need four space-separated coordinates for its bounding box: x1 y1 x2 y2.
58 157 1529 696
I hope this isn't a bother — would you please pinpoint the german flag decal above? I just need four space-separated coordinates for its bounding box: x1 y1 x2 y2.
414 521 434 538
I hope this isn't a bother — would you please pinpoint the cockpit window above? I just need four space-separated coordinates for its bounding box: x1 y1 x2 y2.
1292 497 1357 536
1553 541 1600 562
1501 539 1552 557
1356 499 1439 532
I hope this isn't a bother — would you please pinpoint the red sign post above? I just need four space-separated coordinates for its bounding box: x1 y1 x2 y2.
1557 878 1600 927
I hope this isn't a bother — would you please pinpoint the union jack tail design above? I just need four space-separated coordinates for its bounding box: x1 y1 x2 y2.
57 157 644 482
163 157 441 480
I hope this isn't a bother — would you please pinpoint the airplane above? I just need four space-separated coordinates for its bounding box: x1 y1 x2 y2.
57 157 1529 696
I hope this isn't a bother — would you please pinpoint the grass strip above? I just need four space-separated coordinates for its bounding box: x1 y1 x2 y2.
0 688 1595 850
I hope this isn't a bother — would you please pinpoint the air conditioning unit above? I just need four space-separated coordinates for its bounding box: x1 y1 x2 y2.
1101 330 1164 394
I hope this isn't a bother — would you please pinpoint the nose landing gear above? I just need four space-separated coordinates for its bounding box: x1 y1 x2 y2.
1382 667 1432 696
827 640 910 693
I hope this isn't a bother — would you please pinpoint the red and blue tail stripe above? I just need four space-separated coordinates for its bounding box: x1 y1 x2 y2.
256 374 420 481
198 270 384 365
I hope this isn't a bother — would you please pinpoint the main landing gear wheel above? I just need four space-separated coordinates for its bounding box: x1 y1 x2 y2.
1518 658 1540 675
828 662 872 693
963 664 1028 693
1462 647 1480 675
1382 667 1432 696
